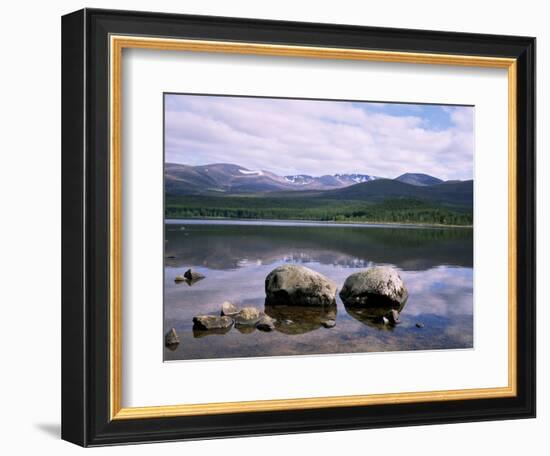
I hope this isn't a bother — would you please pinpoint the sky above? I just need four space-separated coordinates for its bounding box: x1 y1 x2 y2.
164 94 474 180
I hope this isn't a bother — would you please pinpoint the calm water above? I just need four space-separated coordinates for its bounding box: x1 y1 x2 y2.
164 220 473 361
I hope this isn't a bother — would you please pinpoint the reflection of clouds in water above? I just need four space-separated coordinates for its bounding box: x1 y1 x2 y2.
401 267 473 317
166 262 472 324
164 225 473 360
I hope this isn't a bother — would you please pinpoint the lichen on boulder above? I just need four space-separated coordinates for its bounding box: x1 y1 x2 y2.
340 266 408 308
265 264 337 306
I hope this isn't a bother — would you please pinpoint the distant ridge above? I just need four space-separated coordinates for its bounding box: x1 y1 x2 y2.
395 173 444 186
164 163 470 208
165 162 381 195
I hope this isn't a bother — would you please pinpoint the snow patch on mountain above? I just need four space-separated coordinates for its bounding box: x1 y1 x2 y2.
284 175 315 185
239 169 264 176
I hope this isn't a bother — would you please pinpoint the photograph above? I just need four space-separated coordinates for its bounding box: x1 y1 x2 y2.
163 94 474 361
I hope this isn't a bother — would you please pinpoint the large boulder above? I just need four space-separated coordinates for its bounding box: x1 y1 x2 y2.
340 266 408 308
265 264 337 306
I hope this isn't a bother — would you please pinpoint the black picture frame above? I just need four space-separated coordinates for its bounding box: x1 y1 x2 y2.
62 8 536 447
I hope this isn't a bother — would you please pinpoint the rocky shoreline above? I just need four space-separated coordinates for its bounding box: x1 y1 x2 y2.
166 264 421 349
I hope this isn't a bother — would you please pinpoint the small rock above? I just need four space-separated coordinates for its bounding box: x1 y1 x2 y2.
221 301 239 317
321 319 336 329
415 322 425 329
256 315 276 332
234 307 261 326
165 328 180 350
387 309 401 325
174 275 186 283
184 268 205 281
381 316 390 325
193 315 233 330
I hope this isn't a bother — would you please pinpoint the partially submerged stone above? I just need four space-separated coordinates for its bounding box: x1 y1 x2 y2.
192 315 233 331
344 305 402 331
164 328 180 350
221 301 239 317
256 315 276 332
339 266 408 308
387 309 401 325
175 272 204 286
321 319 336 329
265 264 337 306
234 307 261 326
184 268 205 281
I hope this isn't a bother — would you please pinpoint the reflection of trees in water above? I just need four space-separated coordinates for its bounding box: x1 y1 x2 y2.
165 223 473 271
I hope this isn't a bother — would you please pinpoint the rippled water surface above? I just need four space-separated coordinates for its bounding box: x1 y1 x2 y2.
164 220 473 361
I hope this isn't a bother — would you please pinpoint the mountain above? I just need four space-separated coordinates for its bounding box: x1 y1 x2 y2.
318 178 473 209
395 173 444 186
164 163 471 209
165 163 290 194
165 163 381 195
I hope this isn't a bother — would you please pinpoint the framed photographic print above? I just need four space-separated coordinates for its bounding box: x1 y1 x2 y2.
61 8 536 447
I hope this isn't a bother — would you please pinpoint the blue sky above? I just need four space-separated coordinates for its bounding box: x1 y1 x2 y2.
165 94 474 180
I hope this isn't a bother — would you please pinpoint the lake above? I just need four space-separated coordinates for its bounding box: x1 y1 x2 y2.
164 219 473 361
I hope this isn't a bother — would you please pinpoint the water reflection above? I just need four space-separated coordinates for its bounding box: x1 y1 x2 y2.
164 220 474 361
165 221 473 271
344 305 405 331
265 304 337 335
193 326 232 338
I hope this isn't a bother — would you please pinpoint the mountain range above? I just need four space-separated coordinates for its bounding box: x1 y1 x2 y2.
165 163 465 196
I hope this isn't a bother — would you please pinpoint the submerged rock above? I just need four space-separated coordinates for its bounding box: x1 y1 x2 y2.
256 315 276 332
174 273 204 286
339 266 408 308
321 319 336 329
265 264 337 306
387 309 401 325
192 315 233 331
184 268 205 281
234 307 261 326
164 328 180 350
344 305 403 331
416 322 425 329
221 301 239 317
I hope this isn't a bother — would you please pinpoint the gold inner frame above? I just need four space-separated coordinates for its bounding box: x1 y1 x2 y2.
109 35 518 420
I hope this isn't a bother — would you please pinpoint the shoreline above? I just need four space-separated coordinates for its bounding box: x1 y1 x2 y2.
165 217 473 229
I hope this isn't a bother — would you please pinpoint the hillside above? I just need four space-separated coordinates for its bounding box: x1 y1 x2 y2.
395 172 444 186
164 163 473 226
319 179 473 209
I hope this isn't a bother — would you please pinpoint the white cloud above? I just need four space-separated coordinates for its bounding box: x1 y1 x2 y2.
165 95 474 180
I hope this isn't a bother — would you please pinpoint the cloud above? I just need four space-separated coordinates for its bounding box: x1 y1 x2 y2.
165 94 474 180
